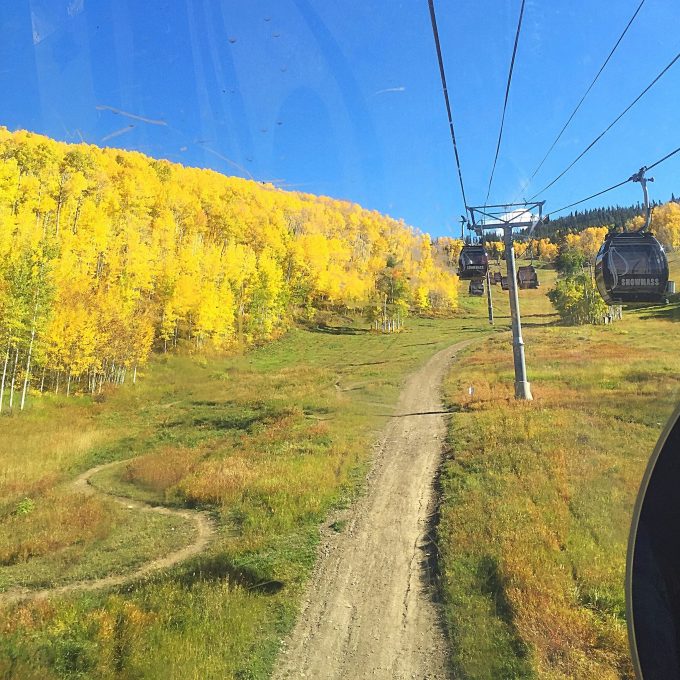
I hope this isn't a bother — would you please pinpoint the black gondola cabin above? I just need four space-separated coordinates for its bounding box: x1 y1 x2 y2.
517 265 539 289
468 279 484 296
595 231 669 304
458 245 489 279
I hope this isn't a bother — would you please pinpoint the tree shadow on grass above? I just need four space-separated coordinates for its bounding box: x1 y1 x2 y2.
308 325 369 335
477 555 530 660
171 555 285 594
638 303 680 322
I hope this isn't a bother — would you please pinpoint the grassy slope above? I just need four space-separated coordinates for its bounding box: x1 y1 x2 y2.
439 258 680 679
0 314 486 680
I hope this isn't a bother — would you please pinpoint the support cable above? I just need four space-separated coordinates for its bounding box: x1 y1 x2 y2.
518 0 645 198
529 49 680 201
544 144 680 219
427 0 468 209
485 0 526 205
646 143 680 171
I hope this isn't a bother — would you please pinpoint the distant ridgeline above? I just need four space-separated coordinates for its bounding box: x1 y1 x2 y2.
533 197 680 239
0 128 458 403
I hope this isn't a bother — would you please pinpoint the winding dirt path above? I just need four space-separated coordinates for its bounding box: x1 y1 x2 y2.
1 460 215 604
274 340 471 680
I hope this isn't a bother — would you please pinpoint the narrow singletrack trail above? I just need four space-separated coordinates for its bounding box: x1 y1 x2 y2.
1 460 215 604
274 340 471 680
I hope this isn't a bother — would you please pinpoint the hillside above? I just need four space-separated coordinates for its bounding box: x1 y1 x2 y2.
0 128 458 409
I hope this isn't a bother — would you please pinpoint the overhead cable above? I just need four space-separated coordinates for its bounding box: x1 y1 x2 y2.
646 143 680 172
520 0 645 197
427 0 468 209
485 0 526 205
545 143 680 218
545 179 632 218
530 48 680 201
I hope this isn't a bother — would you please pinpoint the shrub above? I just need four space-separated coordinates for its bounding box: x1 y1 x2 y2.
547 273 608 325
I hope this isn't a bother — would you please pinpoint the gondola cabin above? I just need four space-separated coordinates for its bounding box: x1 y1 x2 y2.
517 265 539 289
458 245 489 280
501 276 509 291
595 231 669 304
468 279 484 296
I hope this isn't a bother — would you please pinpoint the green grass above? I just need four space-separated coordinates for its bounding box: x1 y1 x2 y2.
0 501 195 591
0 314 486 679
438 257 680 679
4 255 674 679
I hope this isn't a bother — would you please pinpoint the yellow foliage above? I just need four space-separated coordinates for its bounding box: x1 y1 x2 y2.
650 202 680 250
533 238 558 262
565 227 609 261
0 127 459 398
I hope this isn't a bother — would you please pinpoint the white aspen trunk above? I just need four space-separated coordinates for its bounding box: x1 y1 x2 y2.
40 365 46 393
9 346 19 410
55 370 60 394
0 342 9 413
55 178 65 236
66 371 71 397
55 200 62 236
12 174 21 215
35 186 42 230
72 200 81 233
133 364 137 384
20 322 37 411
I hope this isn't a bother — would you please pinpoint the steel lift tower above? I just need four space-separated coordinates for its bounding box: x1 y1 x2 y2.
467 201 545 401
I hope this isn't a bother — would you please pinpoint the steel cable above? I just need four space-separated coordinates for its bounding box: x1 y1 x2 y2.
485 0 526 205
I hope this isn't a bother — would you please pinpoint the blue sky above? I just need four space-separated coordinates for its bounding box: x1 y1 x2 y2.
0 0 679 238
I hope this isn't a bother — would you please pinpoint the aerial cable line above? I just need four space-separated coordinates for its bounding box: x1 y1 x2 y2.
646 143 680 172
544 143 680 218
518 0 645 199
427 0 468 209
529 48 680 201
544 179 632 218
485 0 526 205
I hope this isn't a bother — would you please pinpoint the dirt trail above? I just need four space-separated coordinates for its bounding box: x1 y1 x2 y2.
1 460 215 604
274 340 470 680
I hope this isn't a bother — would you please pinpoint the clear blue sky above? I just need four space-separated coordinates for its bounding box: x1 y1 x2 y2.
1 0 679 238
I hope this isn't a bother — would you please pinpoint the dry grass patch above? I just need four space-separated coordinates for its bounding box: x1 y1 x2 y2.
0 492 114 566
121 446 204 496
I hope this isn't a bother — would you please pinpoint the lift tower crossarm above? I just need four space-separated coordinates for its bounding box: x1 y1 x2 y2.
466 201 545 400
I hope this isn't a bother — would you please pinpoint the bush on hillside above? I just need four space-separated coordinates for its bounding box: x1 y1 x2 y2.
547 273 608 325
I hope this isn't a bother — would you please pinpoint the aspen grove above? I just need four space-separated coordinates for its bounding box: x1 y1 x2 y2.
0 128 459 409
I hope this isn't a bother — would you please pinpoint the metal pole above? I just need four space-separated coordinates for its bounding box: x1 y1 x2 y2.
503 225 532 400
485 269 494 325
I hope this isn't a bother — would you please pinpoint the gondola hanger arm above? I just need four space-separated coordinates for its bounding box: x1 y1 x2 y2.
629 166 654 233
